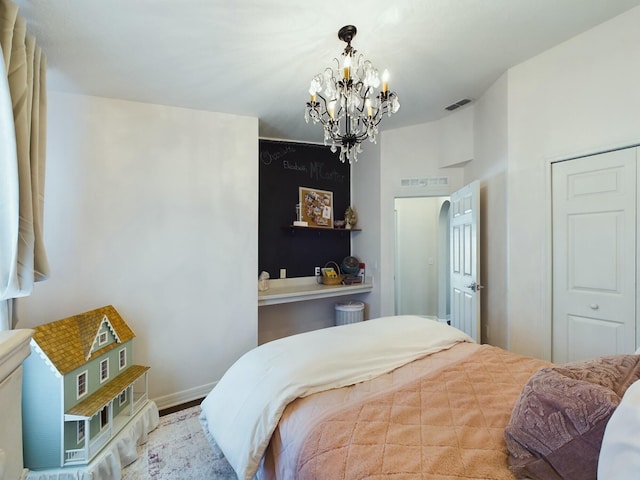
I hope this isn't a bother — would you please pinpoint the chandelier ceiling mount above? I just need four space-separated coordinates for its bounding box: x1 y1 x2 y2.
337 24 357 47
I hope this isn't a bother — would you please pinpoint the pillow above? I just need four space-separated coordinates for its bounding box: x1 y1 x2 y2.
504 355 640 480
598 379 640 479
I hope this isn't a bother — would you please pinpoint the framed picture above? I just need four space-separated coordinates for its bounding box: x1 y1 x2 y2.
299 187 333 228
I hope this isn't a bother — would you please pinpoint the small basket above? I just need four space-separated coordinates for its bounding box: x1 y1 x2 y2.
321 261 345 285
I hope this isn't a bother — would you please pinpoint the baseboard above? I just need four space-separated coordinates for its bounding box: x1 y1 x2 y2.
152 381 217 411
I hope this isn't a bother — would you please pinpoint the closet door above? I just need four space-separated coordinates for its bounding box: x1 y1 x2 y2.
552 148 637 363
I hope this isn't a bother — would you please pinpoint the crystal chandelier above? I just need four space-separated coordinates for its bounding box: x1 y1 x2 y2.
305 25 400 164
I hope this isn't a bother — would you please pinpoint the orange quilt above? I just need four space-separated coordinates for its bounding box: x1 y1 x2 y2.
293 345 550 480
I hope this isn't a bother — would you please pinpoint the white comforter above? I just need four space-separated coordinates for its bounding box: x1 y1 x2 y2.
199 315 473 480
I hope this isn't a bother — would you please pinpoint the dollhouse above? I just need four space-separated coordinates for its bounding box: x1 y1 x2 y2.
22 305 152 471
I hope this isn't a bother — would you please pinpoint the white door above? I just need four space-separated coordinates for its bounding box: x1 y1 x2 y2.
450 181 481 342
552 148 637 363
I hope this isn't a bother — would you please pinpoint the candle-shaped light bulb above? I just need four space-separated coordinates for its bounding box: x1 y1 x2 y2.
382 69 390 93
310 93 316 103
343 55 351 80
366 99 372 117
328 100 336 120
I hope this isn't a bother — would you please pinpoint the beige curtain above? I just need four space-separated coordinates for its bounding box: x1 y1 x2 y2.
0 0 48 330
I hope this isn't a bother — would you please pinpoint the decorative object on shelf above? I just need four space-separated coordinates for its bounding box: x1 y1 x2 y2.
305 25 400 164
320 261 345 285
333 220 345 229
341 256 360 276
321 267 338 278
293 202 308 227
258 271 270 291
299 187 333 228
341 256 363 284
344 206 358 229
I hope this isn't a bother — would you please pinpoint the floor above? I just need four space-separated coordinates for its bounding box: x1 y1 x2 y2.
158 397 204 416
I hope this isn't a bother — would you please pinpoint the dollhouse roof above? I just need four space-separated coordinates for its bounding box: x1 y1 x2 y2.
32 305 136 375
66 364 150 417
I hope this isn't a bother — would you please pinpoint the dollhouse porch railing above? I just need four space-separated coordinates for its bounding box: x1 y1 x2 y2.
64 448 86 464
62 367 151 466
64 425 112 465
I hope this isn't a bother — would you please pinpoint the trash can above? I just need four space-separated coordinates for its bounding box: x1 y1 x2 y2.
335 301 365 326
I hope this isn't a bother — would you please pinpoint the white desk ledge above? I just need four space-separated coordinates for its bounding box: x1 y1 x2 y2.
258 276 373 306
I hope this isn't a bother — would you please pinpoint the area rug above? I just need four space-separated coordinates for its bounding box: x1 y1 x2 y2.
122 405 236 479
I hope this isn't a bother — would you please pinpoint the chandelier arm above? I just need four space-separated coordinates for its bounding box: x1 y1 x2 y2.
368 109 387 128
313 93 341 128
351 98 368 117
327 127 372 146
328 126 347 143
353 130 371 142
325 65 336 79
315 93 329 115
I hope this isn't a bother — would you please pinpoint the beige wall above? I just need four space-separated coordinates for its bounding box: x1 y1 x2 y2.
506 6 640 359
352 141 382 317
379 122 466 317
17 93 259 408
467 73 509 348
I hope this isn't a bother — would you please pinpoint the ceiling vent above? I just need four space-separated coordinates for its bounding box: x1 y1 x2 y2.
445 98 471 111
400 176 449 188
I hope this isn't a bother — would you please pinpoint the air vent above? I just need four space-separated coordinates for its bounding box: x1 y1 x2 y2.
400 176 449 188
445 98 472 111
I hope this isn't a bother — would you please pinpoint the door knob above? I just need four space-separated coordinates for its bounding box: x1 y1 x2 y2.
465 282 484 292
589 304 599 310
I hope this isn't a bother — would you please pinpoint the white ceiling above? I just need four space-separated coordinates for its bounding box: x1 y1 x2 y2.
14 0 640 143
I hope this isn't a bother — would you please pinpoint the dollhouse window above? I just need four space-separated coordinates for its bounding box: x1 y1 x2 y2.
98 331 108 345
119 348 126 370
77 371 87 398
77 421 85 444
119 389 127 406
100 358 109 383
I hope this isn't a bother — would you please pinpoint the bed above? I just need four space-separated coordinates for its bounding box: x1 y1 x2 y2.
199 315 640 480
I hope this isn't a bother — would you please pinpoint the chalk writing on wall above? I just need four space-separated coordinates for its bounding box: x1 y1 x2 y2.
259 139 351 278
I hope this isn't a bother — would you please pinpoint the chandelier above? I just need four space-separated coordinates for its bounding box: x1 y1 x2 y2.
305 25 400 164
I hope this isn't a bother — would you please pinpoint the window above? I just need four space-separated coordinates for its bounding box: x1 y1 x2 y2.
77 371 88 398
119 348 126 370
77 421 85 444
119 389 127 406
98 331 108 345
100 358 109 383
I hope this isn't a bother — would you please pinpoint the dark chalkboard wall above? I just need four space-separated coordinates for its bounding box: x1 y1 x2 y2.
259 139 351 278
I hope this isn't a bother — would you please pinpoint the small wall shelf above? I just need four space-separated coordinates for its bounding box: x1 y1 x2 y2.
258 276 372 306
284 225 361 235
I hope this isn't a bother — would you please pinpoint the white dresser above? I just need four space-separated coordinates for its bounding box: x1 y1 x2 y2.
0 329 33 480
